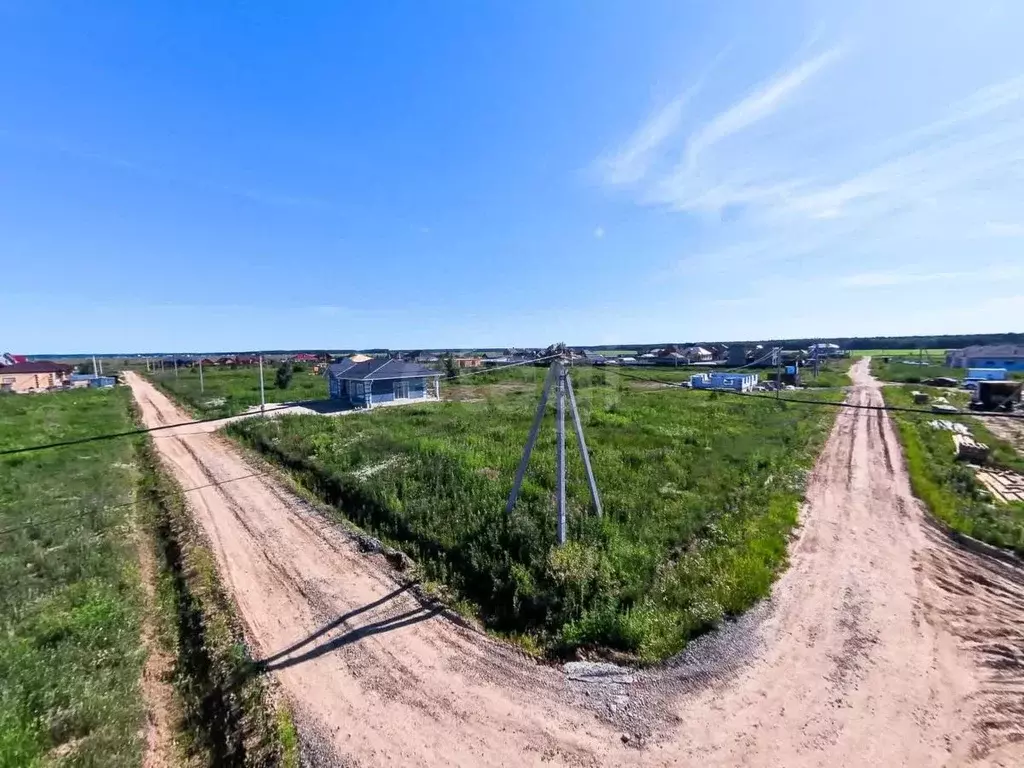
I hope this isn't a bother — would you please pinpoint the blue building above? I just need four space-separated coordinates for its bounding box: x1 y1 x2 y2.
326 358 441 408
69 373 116 388
948 345 1024 372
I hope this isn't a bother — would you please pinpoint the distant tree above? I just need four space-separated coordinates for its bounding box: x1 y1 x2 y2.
441 353 458 380
275 361 294 390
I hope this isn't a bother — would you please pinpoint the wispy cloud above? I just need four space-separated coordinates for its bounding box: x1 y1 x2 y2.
600 91 695 186
838 265 1024 288
599 24 1024 323
684 47 843 168
597 48 730 186
593 226 605 238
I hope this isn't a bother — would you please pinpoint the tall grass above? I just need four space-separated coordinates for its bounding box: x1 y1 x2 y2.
871 358 959 383
228 383 840 661
0 389 146 765
883 386 1024 553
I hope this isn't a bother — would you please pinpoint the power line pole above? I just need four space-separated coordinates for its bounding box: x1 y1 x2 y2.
173 357 178 379
505 358 602 546
555 361 567 545
199 357 204 394
92 355 98 376
258 355 266 415
775 347 782 398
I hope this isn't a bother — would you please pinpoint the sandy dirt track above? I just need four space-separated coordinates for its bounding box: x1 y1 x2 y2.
125 363 1024 767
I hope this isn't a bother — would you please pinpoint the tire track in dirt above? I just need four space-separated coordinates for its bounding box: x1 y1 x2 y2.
125 367 1024 767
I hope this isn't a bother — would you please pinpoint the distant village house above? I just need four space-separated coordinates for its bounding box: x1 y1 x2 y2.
0 361 73 393
326 358 441 408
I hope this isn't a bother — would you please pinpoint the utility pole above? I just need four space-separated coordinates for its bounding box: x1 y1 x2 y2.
98 358 103 376
775 347 782 398
92 355 98 376
199 357 204 394
258 355 266 415
173 357 178 379
505 358 603 546
555 361 567 545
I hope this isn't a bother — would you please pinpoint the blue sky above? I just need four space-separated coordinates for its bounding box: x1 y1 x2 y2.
3 1 1023 353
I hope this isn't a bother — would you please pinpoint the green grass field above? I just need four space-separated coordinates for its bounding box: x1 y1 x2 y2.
150 364 328 418
850 348 946 358
0 389 147 765
870 357 960 383
883 386 1024 554
226 376 842 661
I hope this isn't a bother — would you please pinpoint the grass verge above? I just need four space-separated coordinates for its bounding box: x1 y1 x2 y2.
135 430 297 766
882 386 1024 554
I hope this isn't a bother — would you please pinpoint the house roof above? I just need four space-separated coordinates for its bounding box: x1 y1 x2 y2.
329 358 441 381
958 344 1024 359
0 360 73 374
326 359 358 377
2 353 29 365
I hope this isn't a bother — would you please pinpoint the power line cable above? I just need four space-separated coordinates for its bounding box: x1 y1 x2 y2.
444 354 560 380
0 355 562 457
0 470 267 536
607 366 1024 419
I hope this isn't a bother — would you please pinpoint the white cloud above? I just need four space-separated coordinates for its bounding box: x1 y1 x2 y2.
684 47 843 167
600 95 692 186
594 226 605 238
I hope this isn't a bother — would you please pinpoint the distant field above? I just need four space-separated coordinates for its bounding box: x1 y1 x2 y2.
149 364 328 418
850 349 946 358
0 389 147 764
870 358 960 383
226 375 842 661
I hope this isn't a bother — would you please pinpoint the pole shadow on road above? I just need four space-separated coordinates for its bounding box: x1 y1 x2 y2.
255 584 442 672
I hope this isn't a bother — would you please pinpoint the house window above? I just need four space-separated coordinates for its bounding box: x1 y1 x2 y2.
1 377 14 384
394 380 410 399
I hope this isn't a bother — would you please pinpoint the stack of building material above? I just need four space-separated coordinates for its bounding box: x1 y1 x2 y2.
927 420 970 434
953 433 990 463
975 469 1024 504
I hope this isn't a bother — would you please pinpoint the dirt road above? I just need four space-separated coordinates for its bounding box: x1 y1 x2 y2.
125 363 1024 767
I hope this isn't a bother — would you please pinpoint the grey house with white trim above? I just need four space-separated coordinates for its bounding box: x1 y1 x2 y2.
326 358 441 408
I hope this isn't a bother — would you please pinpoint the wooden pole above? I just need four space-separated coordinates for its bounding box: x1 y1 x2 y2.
199 358 204 394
